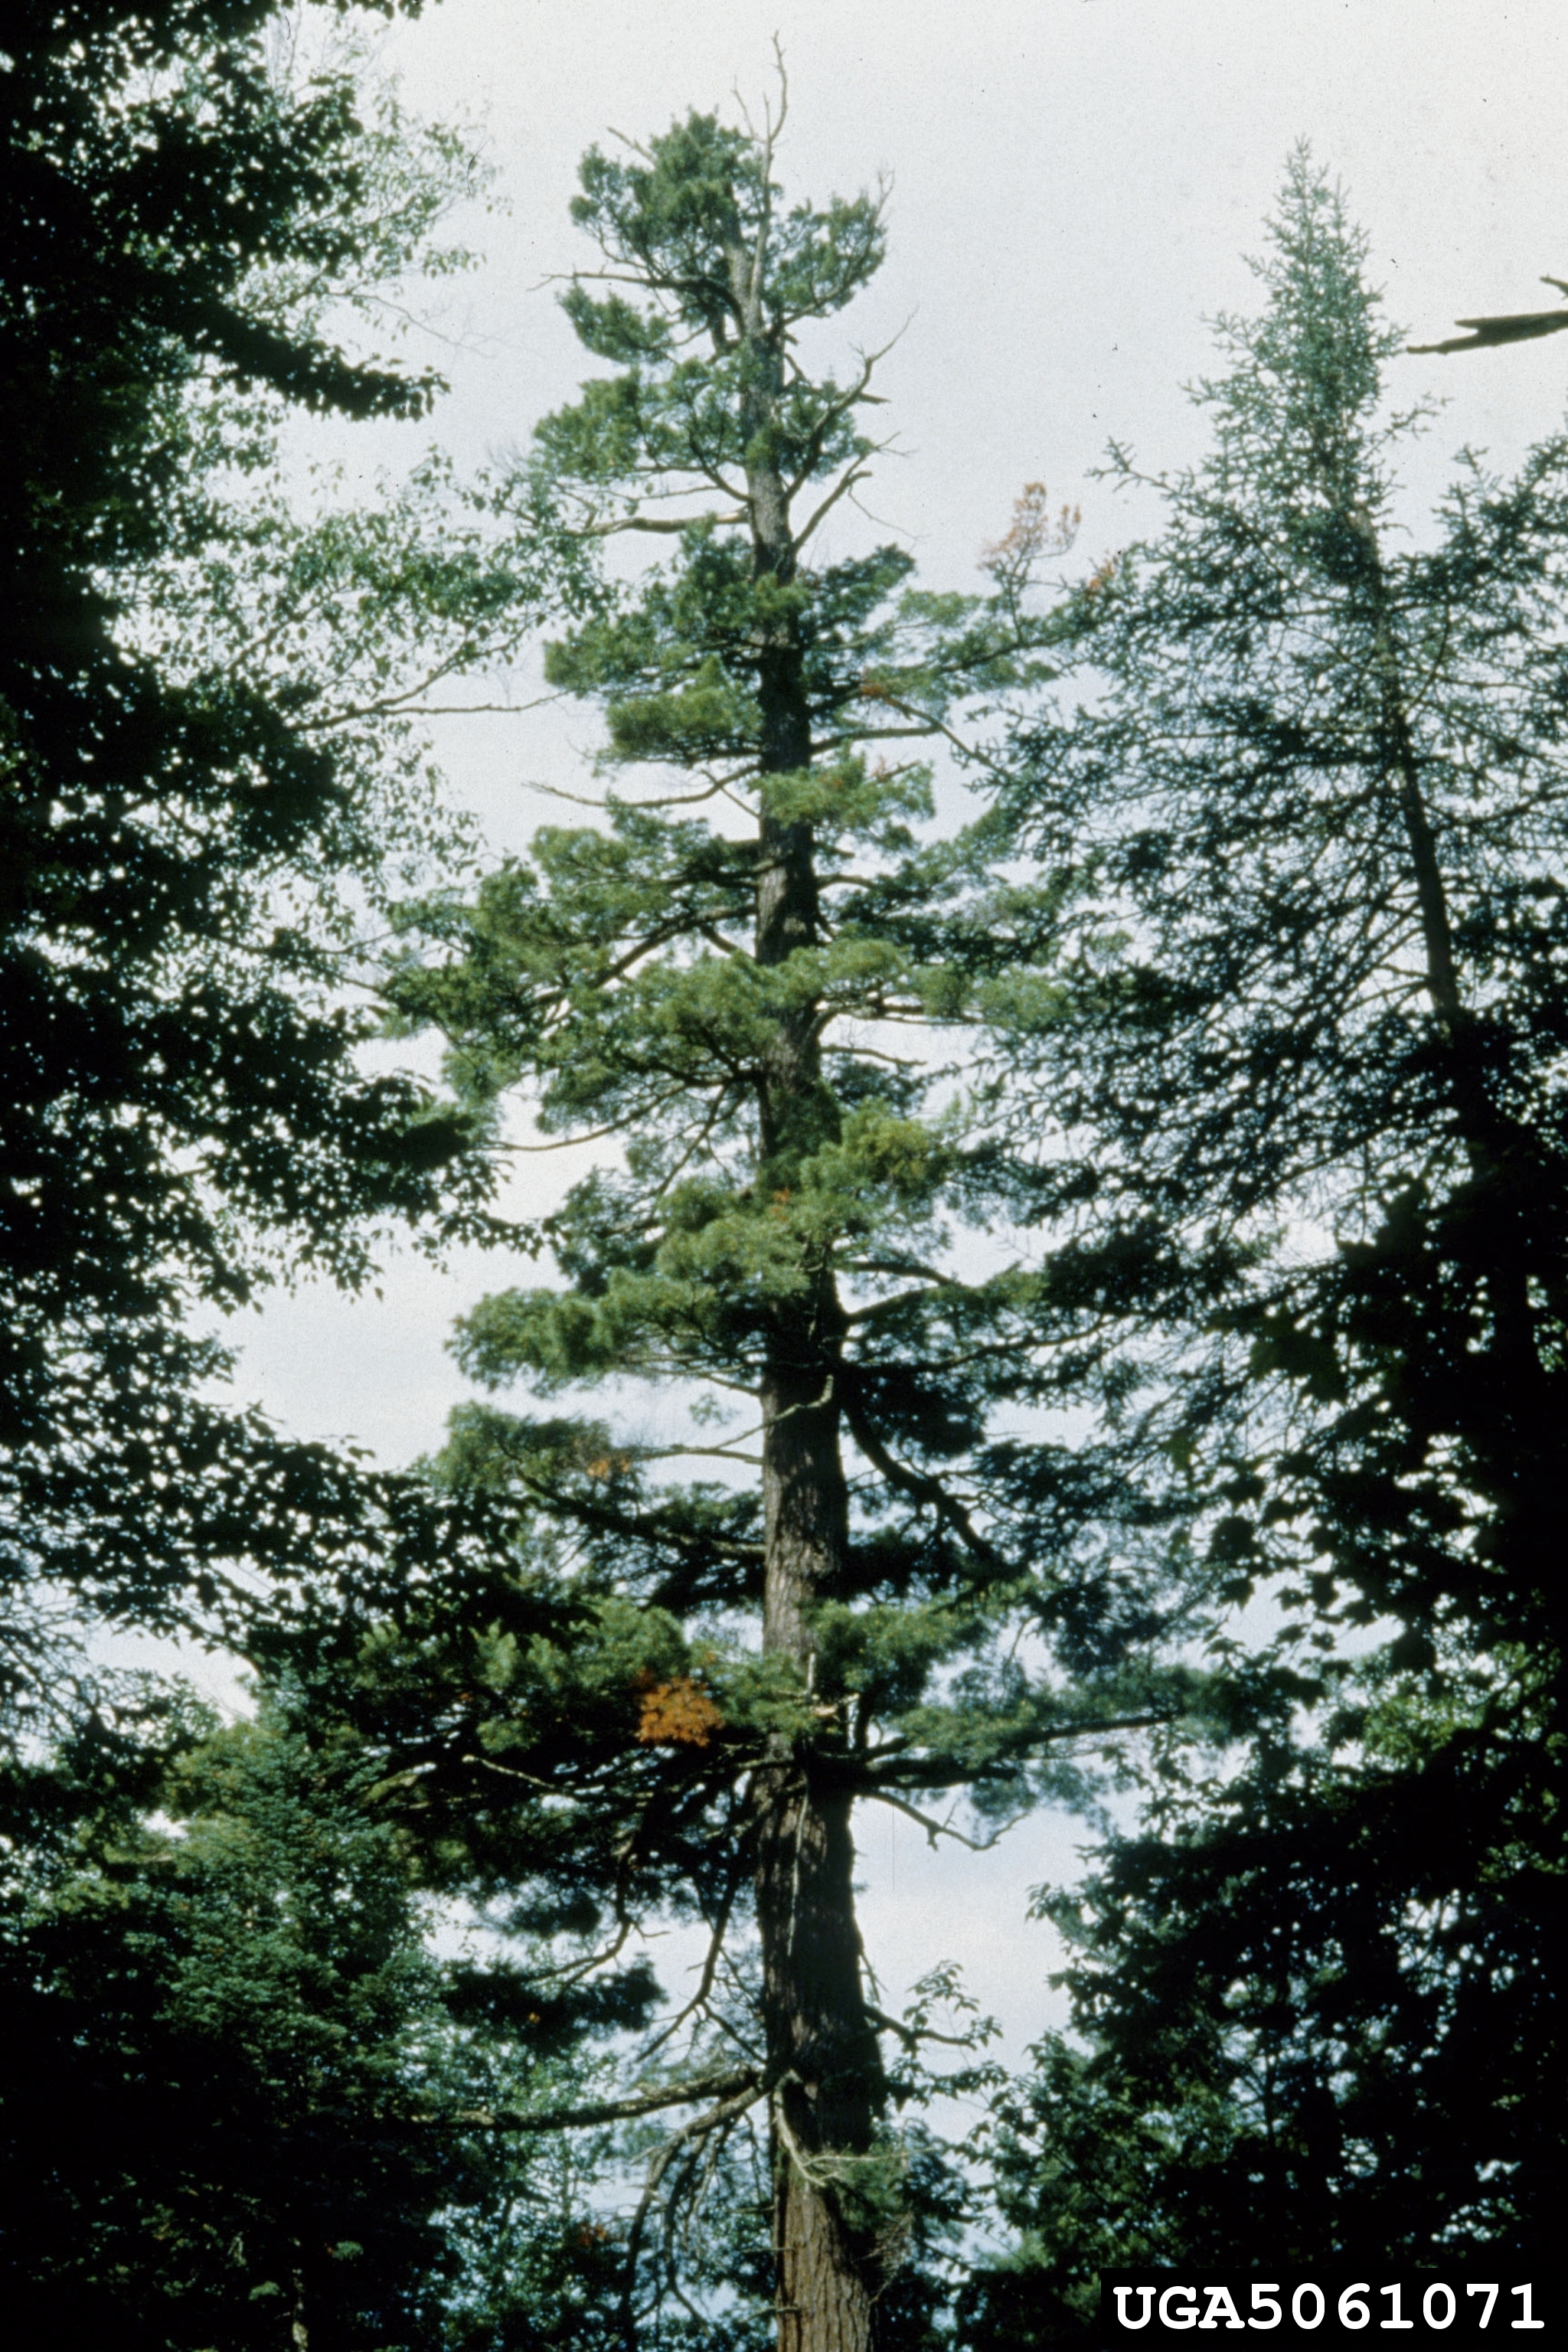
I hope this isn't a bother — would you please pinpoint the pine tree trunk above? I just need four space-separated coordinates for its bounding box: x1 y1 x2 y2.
753 788 886 2349
735 227 888 2351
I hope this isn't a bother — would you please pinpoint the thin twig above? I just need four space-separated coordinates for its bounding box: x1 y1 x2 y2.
618 2079 763 2344
862 1788 1029 1852
866 2003 987 2051
639 1877 743 2063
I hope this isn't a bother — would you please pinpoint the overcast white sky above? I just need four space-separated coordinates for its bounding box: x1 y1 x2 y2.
220 0 1568 2056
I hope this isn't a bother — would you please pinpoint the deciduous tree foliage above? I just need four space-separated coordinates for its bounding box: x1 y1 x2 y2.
961 154 1567 2334
373 93 1192 2350
0 15 638 2324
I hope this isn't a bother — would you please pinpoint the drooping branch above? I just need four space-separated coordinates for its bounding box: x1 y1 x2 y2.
839 1382 1002 1569
619 2077 765 2346
861 1788 1029 1852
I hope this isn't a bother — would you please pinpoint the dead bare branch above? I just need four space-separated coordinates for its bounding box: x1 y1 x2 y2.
445 2066 760 2135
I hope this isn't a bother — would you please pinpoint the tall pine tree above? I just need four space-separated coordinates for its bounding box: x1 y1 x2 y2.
375 90 1188 2350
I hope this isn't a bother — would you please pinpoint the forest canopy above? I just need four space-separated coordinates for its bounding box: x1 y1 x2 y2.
1 16 1561 2350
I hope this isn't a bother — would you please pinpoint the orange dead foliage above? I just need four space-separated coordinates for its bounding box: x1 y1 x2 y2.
635 1674 724 1748
982 482 1080 579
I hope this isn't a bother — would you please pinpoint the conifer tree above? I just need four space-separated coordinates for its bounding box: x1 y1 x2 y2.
0 0 575 1709
0 1690 640 2348
377 87 1187 2349
962 153 1568 2325
1000 145 1568 1682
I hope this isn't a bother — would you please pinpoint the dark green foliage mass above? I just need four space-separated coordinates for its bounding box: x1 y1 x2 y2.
0 10 635 2335
0 0 548 1701
959 1648 1560 2344
0 1698 456 2347
960 152 1568 2330
0 1690 647 2349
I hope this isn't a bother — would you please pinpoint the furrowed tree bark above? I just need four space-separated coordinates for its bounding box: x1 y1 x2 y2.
727 217 888 2352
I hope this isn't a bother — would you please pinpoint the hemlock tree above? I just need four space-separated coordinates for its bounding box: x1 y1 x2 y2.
962 152 1567 2322
375 93 1191 2351
1005 145 1568 1684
